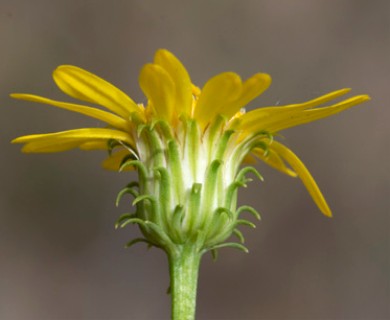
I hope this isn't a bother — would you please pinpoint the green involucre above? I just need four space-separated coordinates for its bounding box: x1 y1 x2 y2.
115 117 270 257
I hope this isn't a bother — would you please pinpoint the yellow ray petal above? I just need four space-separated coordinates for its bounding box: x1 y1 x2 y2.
238 88 352 130
154 49 193 117
266 95 370 133
139 63 175 122
281 88 352 111
53 65 141 119
239 93 370 133
242 153 257 164
19 139 117 153
252 147 297 177
223 73 272 119
193 72 242 127
20 140 86 153
102 149 134 171
79 141 108 150
13 128 133 146
10 94 130 131
270 141 332 217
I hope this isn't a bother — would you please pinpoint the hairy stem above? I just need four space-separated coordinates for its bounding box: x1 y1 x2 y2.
168 245 202 320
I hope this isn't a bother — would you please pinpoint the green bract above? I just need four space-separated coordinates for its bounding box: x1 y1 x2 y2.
115 116 264 256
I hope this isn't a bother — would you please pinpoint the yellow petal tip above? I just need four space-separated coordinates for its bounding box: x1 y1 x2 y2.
154 48 171 59
11 136 25 144
254 72 272 84
286 169 298 178
52 65 70 77
323 209 333 218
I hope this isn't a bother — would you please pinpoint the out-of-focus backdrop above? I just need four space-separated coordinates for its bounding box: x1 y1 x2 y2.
0 1 388 319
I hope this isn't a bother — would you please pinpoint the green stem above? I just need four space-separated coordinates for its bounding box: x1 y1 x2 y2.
168 245 202 320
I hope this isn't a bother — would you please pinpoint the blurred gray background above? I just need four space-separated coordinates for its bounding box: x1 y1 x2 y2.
0 0 388 319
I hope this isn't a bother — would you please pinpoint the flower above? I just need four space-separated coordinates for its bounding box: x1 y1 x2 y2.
11 50 369 255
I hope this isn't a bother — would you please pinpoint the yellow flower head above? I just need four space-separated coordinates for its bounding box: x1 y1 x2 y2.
12 50 369 254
